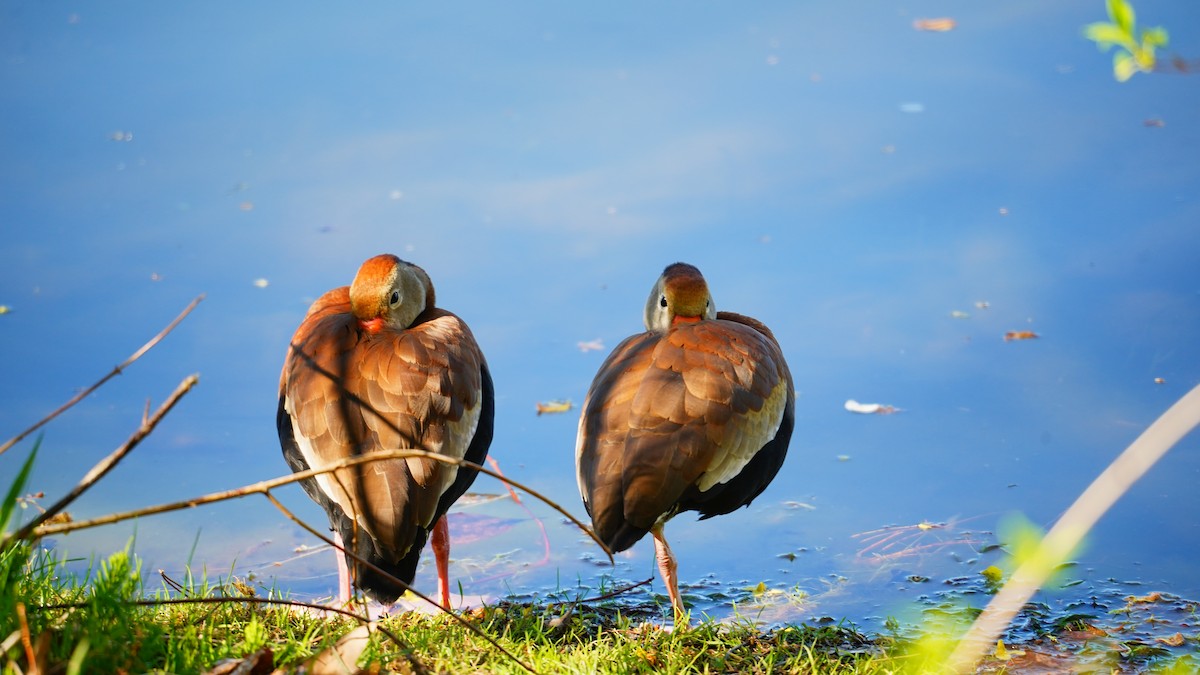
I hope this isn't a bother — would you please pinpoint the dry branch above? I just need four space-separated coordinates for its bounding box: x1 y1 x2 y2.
263 493 535 675
0 295 204 458
29 447 613 562
3 374 200 547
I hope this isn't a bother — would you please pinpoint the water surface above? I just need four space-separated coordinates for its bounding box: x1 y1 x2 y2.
2 0 1199 645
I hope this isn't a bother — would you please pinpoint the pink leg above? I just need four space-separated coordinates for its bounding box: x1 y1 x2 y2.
651 523 687 627
432 515 452 609
333 531 353 606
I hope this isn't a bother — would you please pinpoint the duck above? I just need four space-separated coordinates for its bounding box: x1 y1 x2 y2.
575 262 794 623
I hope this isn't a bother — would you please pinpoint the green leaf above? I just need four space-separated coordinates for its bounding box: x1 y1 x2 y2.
1142 26 1169 49
0 438 39 536
1108 0 1135 36
1084 22 1134 51
1114 51 1138 81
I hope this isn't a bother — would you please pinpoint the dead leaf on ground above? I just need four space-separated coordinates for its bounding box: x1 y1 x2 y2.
306 624 373 674
202 647 273 675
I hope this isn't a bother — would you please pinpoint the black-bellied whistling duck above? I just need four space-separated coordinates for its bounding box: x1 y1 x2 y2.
575 262 794 624
277 253 494 609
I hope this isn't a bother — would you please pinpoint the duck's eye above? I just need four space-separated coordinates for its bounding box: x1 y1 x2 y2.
659 295 668 308
389 291 401 306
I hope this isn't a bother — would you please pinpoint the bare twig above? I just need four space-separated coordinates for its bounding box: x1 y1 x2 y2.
4 374 200 548
30 448 613 562
264 493 536 675
576 576 655 604
947 383 1200 672
0 295 204 458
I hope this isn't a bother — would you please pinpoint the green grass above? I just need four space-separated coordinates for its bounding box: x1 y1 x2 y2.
0 541 902 674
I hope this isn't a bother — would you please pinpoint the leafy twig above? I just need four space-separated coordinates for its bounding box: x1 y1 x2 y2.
0 295 204 458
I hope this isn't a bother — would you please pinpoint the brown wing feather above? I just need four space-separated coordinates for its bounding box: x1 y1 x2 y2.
577 314 792 552
281 301 484 560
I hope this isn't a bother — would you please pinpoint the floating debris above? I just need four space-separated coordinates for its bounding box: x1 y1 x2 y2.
1143 117 1166 128
535 400 572 416
577 338 605 353
0 305 10 315
913 17 956 32
109 130 134 142
1154 377 1165 384
239 201 255 211
253 278 269 288
1004 330 1039 342
974 300 991 309
950 310 970 319
994 639 1025 661
844 399 899 415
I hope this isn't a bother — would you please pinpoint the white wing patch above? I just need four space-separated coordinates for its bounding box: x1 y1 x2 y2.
695 379 787 492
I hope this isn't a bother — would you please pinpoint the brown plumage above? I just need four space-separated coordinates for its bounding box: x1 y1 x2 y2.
278 254 494 608
576 262 794 623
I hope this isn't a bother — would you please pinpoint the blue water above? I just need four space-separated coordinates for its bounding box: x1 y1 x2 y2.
3 0 1199 641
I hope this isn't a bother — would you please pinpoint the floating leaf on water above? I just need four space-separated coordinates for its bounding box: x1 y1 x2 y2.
577 338 605 353
844 399 900 415
950 310 970 319
913 17 956 32
836 454 851 462
748 581 768 595
1004 330 1039 341
535 399 572 415
0 305 10 315
1127 591 1165 604
1156 632 1186 647
1154 377 1166 384
779 552 796 562
252 278 269 288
